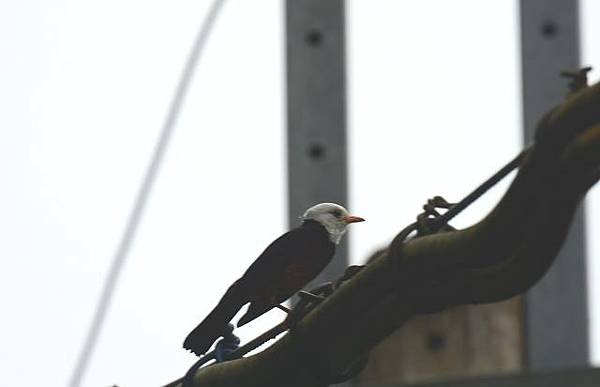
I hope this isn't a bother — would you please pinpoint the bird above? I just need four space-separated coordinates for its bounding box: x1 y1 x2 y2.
183 202 365 356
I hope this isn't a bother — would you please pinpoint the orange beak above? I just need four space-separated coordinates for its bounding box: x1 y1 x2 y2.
342 215 365 224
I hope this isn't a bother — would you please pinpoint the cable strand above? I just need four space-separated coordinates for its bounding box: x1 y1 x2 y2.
66 2 227 386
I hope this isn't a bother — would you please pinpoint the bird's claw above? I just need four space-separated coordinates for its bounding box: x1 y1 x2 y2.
280 291 329 329
283 304 310 328
284 266 367 329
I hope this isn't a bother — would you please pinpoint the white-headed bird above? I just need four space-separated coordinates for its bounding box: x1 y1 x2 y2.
183 203 364 356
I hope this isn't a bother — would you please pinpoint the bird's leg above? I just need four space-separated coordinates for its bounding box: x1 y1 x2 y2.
275 304 292 314
282 305 307 328
275 302 307 329
276 295 323 326
281 266 369 331
279 287 334 329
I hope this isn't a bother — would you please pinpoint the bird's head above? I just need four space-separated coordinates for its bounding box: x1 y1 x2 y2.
301 203 365 244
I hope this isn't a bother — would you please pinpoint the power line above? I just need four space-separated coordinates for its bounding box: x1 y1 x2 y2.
67 1 228 386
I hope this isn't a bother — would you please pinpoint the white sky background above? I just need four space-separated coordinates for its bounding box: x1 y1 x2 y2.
581 0 600 370
0 1 598 386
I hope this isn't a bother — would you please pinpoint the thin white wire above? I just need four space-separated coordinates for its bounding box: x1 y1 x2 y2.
66 1 228 386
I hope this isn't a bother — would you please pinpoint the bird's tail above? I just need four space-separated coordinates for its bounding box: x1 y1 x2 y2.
183 281 245 356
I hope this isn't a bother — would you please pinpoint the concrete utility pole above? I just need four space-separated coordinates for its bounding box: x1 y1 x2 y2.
520 0 589 369
286 0 349 285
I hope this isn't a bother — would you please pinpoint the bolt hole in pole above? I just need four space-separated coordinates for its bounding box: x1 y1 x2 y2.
305 28 323 46
307 143 326 161
540 20 558 38
426 332 446 352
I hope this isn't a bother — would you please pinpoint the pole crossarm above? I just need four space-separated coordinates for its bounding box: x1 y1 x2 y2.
163 81 600 387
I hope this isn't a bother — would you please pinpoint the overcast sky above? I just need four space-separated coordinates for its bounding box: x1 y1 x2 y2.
0 1 599 387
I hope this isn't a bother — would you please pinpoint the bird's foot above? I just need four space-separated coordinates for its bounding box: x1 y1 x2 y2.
281 291 327 328
283 266 368 330
282 305 308 328
276 301 318 329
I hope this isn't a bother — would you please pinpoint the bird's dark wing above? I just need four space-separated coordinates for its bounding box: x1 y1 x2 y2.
241 223 333 292
235 222 335 326
184 221 334 354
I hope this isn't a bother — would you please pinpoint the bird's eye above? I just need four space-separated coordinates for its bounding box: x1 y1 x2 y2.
331 209 342 218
